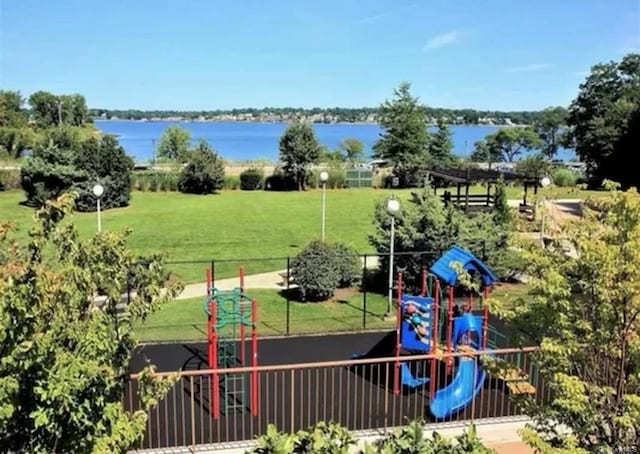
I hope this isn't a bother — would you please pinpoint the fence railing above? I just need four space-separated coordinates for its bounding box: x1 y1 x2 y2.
127 346 542 451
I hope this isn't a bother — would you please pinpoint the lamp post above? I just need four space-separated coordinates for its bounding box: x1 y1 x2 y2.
386 198 400 316
539 176 551 244
92 184 104 232
320 171 329 241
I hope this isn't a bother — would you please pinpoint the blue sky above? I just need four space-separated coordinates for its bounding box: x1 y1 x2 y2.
1 0 638 110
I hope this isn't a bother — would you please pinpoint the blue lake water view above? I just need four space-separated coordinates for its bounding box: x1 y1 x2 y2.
95 120 574 163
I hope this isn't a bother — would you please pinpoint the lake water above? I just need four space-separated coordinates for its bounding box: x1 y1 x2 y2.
94 120 574 162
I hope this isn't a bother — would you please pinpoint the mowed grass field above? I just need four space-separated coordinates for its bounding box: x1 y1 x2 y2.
0 184 605 283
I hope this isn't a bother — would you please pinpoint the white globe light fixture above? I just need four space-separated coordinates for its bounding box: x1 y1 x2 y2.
92 183 105 232
386 198 400 315
540 176 551 188
320 171 329 242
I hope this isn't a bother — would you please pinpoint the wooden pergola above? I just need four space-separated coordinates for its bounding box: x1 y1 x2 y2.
425 166 540 212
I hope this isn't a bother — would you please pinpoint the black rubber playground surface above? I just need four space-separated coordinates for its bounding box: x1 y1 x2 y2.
129 328 538 449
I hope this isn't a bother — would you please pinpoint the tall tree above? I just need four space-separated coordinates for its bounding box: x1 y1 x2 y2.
567 53 640 189
501 187 640 452
0 195 181 452
178 139 225 194
429 119 455 166
278 121 321 190
156 125 192 162
373 82 431 187
533 106 568 159
338 137 364 163
0 90 27 127
470 127 542 162
28 91 62 128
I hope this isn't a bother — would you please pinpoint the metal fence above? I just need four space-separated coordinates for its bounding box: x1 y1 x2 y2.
127 347 540 450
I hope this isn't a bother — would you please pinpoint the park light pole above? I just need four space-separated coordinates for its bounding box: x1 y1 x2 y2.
386 198 400 316
92 183 104 232
320 171 329 242
539 176 551 244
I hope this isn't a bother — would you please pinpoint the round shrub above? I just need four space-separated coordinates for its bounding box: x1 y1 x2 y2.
240 167 264 190
551 167 578 187
291 240 362 302
178 141 225 194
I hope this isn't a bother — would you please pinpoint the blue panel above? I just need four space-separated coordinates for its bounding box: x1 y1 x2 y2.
429 245 498 287
400 295 433 352
429 357 486 418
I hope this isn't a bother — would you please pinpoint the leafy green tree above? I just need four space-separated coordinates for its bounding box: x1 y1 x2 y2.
59 94 90 126
471 128 542 162
533 106 568 159
178 139 225 194
278 121 321 190
157 125 192 162
0 90 28 127
501 188 640 452
338 137 364 163
567 53 640 189
373 82 431 187
0 127 37 159
0 195 182 453
29 90 63 127
513 153 551 179
369 188 522 291
429 119 455 166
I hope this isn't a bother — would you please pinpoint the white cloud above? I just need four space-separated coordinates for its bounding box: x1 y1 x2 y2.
423 31 460 51
506 63 550 73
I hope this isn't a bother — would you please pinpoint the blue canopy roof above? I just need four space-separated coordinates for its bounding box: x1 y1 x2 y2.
429 245 498 287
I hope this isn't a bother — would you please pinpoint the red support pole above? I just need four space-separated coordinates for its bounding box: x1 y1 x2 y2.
206 267 212 297
430 279 440 399
446 286 454 374
239 267 245 365
209 299 220 419
482 286 489 350
393 272 403 395
250 297 259 416
420 268 427 297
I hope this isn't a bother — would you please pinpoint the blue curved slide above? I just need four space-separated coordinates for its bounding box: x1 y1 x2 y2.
429 313 486 419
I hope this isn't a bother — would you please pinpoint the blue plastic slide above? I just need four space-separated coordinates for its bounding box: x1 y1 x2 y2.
429 313 486 418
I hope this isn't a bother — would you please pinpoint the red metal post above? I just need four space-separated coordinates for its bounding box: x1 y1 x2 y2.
206 267 212 296
209 299 219 419
250 297 259 416
420 268 426 296
482 286 489 350
393 272 403 395
446 286 454 374
430 279 440 399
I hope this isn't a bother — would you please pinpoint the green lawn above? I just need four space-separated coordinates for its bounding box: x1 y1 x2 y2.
0 185 607 282
135 288 391 342
135 282 531 343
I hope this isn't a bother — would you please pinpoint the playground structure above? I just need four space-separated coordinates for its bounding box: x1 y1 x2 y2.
203 267 258 418
360 245 536 419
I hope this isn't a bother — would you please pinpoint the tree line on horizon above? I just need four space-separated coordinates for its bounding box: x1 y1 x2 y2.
89 105 544 126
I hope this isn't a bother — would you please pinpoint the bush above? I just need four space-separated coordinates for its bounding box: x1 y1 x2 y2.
178 141 225 194
264 167 296 191
240 167 264 190
0 169 20 191
551 167 578 187
223 175 240 190
291 240 361 301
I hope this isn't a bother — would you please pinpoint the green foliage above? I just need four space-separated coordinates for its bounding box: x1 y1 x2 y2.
132 171 180 192
294 421 356 453
0 90 28 128
240 167 265 190
513 154 551 179
178 140 225 194
429 119 456 166
28 91 89 128
0 126 37 159
308 167 347 189
533 106 568 159
471 127 543 162
20 135 133 211
499 188 640 452
278 121 321 190
157 125 192 162
550 167 578 187
0 169 21 191
338 137 365 163
373 82 431 187
264 167 297 191
369 188 521 291
223 175 241 190
291 240 361 301
493 178 512 226
567 53 640 189
0 194 182 452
